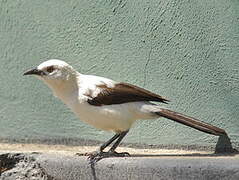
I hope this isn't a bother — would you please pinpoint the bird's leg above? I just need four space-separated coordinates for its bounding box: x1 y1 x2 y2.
88 131 130 163
108 130 130 157
99 133 121 152
76 133 120 157
86 133 121 160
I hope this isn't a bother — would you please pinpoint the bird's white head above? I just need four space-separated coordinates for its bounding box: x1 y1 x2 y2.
24 59 78 98
24 59 76 80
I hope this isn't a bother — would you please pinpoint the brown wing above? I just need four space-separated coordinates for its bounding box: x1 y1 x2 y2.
87 82 169 106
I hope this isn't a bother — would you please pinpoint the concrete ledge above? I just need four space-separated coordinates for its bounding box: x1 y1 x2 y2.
39 154 239 180
1 152 239 180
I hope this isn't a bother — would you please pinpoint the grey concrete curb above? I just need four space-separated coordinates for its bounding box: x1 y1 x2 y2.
1 153 239 180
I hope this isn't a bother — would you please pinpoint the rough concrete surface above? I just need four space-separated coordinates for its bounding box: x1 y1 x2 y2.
0 153 49 180
0 150 239 180
0 144 239 180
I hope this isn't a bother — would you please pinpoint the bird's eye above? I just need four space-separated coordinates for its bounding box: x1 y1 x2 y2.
46 66 54 73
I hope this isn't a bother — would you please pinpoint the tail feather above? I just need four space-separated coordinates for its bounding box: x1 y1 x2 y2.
156 108 226 136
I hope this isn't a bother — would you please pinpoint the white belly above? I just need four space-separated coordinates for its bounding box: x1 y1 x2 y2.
69 102 157 133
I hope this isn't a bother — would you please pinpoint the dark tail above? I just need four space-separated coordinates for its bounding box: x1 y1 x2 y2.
156 108 227 136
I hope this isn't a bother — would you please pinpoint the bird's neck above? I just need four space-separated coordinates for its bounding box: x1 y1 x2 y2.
45 74 80 103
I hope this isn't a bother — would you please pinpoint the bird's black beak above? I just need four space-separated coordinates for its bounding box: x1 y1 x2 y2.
23 68 46 76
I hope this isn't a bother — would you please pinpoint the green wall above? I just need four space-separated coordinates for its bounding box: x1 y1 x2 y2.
0 0 238 149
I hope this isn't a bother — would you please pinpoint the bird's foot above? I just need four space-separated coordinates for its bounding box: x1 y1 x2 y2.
75 152 96 156
87 150 130 164
108 151 130 157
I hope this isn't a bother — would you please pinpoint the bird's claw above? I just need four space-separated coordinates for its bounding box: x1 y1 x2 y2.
109 151 130 157
75 152 86 156
87 151 130 164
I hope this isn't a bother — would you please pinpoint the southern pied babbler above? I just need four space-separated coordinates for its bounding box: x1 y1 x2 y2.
24 59 226 162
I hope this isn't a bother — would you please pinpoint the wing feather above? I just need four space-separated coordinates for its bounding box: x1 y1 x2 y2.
87 82 169 106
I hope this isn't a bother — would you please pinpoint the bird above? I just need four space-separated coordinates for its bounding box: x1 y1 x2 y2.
23 59 226 161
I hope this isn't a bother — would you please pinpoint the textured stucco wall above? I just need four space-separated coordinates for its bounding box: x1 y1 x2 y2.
0 0 238 149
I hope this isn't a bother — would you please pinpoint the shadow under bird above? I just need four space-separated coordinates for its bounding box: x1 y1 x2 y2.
24 59 227 162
